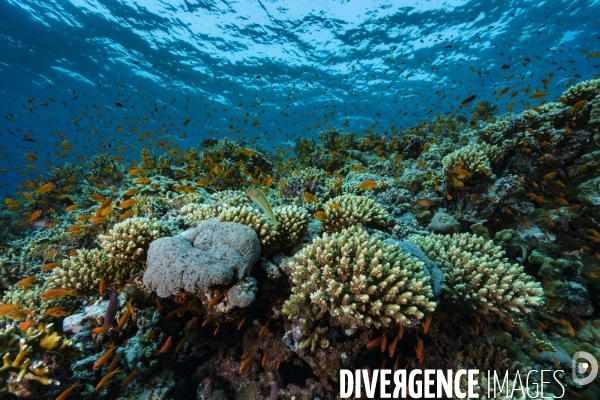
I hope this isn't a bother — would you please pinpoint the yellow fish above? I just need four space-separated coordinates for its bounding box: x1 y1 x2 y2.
247 187 278 228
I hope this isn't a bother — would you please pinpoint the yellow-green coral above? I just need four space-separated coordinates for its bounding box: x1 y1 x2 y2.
407 233 543 316
561 78 600 103
282 226 436 328
99 217 173 263
211 190 249 207
320 194 389 233
442 143 501 185
274 205 310 244
219 205 278 245
179 203 223 225
0 323 79 390
46 248 129 293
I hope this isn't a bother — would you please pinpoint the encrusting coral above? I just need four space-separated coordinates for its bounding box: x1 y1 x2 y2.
99 217 173 263
320 194 390 233
407 233 544 316
282 226 436 329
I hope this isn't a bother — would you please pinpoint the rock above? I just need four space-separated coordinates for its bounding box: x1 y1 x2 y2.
427 211 458 233
384 239 443 299
143 219 261 304
63 303 107 334
557 281 594 316
539 343 571 369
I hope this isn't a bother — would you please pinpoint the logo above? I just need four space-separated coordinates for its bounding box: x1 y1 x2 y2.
572 351 598 386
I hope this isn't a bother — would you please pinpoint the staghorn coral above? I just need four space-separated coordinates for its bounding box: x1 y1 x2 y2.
282 226 436 329
407 233 544 316
46 248 130 293
219 206 278 245
320 194 390 233
99 217 173 263
179 203 224 226
273 205 310 244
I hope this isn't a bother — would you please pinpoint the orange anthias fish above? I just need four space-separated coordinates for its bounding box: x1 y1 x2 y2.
359 180 377 190
34 183 56 195
0 304 22 316
413 198 435 209
44 307 70 317
247 187 278 228
118 198 138 209
297 191 316 203
40 289 77 300
313 211 328 221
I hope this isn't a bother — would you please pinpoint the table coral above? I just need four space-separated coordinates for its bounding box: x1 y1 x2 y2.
282 226 436 329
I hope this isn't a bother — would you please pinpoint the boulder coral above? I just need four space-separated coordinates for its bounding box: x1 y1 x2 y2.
143 219 261 312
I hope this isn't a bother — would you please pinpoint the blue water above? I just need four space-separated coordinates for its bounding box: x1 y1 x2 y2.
1 0 599 195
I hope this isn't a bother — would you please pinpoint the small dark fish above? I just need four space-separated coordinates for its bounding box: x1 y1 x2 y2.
104 290 120 328
23 138 36 143
459 95 477 108
559 214 569 231
256 75 261 79
501 64 511 69
183 119 190 126
72 96 78 100
201 138 217 147
115 102 124 108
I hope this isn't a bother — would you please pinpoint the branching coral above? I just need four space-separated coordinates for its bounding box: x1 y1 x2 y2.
219 206 278 245
0 323 79 389
442 143 502 186
273 205 310 244
99 217 173 263
179 203 223 225
407 233 544 316
561 78 600 104
320 194 390 233
211 190 249 207
46 248 129 293
282 226 436 329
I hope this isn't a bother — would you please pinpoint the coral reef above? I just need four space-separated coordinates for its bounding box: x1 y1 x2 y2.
320 194 390 233
99 217 173 263
283 226 436 329
144 220 260 307
408 233 544 316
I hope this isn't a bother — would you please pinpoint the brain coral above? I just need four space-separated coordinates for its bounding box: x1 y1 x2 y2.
407 233 543 316
99 217 173 263
320 194 390 233
282 226 436 328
